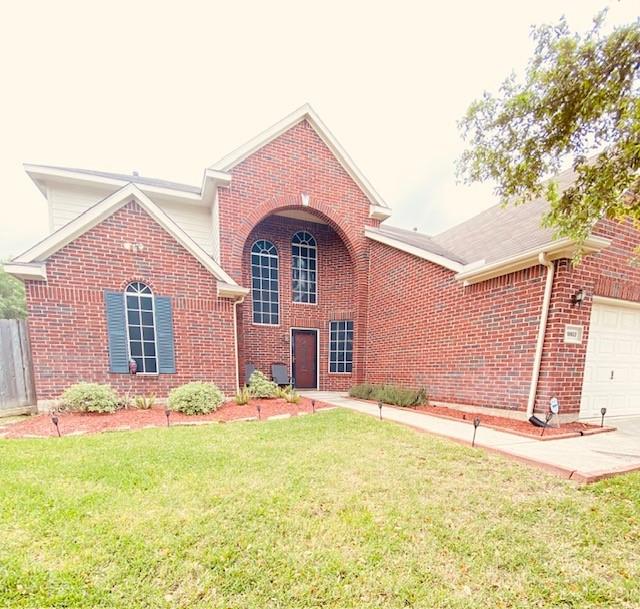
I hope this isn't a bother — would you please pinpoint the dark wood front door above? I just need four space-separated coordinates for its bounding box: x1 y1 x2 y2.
292 329 317 389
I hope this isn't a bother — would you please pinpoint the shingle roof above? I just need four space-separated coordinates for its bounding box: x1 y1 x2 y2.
369 225 467 264
34 165 201 194
379 165 578 266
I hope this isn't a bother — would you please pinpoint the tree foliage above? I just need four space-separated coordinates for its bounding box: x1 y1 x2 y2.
0 263 27 319
458 11 640 251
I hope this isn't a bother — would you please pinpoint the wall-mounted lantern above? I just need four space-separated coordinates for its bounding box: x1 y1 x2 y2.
571 289 586 307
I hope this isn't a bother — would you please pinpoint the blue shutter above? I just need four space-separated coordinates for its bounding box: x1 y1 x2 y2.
155 296 176 374
104 290 129 373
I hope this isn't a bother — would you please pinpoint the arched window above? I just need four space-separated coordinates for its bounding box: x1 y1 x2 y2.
251 240 279 324
125 282 157 373
291 231 317 303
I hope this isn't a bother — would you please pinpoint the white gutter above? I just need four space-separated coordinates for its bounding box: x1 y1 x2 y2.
526 252 555 417
455 235 611 286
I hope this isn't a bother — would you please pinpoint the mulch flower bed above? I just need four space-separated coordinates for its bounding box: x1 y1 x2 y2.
406 402 614 439
0 397 333 439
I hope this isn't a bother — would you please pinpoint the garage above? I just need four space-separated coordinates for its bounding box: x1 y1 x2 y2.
580 297 640 418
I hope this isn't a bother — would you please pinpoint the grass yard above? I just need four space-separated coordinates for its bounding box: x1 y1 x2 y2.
0 410 639 608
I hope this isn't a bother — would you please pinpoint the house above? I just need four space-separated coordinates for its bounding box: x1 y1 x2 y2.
5 105 640 421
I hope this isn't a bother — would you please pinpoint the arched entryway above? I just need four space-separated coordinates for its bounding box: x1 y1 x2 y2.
235 203 366 391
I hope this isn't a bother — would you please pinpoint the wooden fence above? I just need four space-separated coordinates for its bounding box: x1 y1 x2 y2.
0 319 35 414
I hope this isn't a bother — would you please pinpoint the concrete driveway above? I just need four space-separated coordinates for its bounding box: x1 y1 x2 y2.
306 392 640 483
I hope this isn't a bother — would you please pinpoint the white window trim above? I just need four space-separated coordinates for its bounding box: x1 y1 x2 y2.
291 231 318 305
124 282 159 376
251 239 280 326
328 320 354 375
289 327 320 390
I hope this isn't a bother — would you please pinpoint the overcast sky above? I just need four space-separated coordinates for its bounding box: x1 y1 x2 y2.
0 0 637 259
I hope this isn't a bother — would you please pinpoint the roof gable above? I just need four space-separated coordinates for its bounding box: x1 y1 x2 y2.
10 183 244 294
209 104 390 213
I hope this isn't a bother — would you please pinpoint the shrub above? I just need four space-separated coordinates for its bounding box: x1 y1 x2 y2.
348 383 377 401
135 394 156 410
235 386 251 405
248 370 278 398
60 383 119 413
349 383 428 408
168 382 224 415
285 388 301 405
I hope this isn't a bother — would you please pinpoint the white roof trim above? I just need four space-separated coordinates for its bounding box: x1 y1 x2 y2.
365 227 464 273
24 164 232 204
217 282 250 299
210 103 391 211
12 183 239 287
369 204 392 221
455 235 612 285
2 262 47 281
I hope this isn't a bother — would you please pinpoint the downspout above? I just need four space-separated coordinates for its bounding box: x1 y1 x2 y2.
232 296 245 392
526 252 555 417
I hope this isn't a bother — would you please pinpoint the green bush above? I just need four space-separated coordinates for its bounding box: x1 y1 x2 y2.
349 383 427 408
135 394 156 410
248 370 278 398
168 382 224 415
60 383 120 413
235 386 251 405
348 383 377 401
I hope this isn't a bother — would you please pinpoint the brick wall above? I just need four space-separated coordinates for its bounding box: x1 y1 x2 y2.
366 218 640 416
25 200 237 402
534 219 640 414
217 119 380 387
238 215 355 390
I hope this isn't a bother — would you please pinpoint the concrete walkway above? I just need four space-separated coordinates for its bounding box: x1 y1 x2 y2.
304 392 640 482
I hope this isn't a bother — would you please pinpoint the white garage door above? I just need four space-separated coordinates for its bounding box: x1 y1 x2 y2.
580 298 640 418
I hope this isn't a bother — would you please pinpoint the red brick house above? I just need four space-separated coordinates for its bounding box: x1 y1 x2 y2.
5 105 640 420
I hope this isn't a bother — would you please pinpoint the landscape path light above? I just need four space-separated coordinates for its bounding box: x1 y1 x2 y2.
472 417 480 447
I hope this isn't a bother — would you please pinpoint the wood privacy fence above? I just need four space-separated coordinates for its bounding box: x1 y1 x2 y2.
0 320 35 414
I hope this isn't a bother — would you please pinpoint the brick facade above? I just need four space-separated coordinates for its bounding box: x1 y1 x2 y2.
24 201 237 402
217 119 380 389
238 215 355 390
19 116 640 418
366 218 640 416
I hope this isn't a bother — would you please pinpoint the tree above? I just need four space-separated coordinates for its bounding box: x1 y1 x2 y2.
0 263 27 319
458 11 640 253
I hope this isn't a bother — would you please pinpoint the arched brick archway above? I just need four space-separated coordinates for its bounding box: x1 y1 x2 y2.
227 195 364 280
232 197 369 389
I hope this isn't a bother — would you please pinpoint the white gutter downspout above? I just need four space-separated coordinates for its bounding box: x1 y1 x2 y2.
232 296 245 392
526 253 555 417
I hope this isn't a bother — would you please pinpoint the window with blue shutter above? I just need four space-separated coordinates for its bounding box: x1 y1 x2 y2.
105 290 129 373
155 295 176 373
104 284 175 374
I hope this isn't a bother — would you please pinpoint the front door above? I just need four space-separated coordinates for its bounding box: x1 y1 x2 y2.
292 329 318 389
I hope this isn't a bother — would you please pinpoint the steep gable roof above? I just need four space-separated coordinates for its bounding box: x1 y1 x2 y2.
209 104 390 214
7 183 246 296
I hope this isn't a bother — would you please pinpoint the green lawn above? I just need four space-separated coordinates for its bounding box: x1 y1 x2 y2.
0 410 638 609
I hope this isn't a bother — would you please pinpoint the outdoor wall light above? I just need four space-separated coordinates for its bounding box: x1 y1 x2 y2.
571 289 586 307
600 407 607 428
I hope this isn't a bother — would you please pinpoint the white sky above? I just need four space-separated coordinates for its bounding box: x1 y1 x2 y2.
0 0 637 258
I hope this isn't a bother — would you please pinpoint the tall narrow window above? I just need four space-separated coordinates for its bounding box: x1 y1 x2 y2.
251 240 279 324
125 282 157 373
329 320 353 373
292 231 317 303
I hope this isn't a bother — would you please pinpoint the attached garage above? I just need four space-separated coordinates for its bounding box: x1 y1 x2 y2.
580 297 640 419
